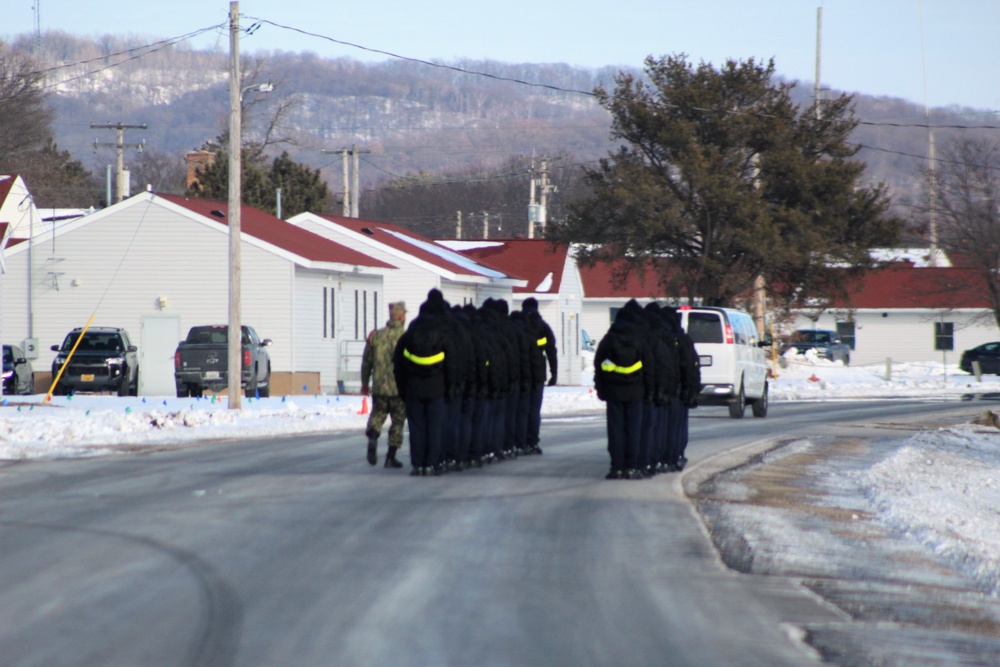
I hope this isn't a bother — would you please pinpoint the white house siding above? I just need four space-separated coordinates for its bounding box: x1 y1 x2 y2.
1 204 300 376
292 269 382 392
288 216 442 313
792 309 1000 367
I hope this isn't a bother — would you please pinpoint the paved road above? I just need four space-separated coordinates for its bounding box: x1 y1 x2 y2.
0 399 983 666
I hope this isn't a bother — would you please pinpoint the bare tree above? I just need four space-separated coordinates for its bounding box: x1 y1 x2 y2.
0 42 53 167
922 136 1000 329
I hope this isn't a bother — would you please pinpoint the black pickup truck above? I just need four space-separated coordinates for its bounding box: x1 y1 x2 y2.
174 325 272 397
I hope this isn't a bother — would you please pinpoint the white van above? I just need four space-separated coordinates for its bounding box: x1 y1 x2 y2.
678 306 771 418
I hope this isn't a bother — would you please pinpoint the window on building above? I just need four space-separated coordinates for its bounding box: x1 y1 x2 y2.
836 322 856 350
323 287 336 339
354 290 360 339
935 321 954 351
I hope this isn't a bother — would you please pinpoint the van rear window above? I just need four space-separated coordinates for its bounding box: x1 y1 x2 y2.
687 313 724 343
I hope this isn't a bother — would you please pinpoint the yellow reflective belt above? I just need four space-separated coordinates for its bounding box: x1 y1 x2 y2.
404 349 445 366
600 359 643 374
536 337 548 347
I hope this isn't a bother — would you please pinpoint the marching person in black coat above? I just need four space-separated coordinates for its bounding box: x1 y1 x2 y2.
462 304 493 468
661 306 701 471
643 302 679 475
520 297 557 455
593 299 654 479
393 292 456 476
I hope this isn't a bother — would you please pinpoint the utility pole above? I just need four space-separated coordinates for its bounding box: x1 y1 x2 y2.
341 148 350 216
456 210 462 239
330 145 370 217
351 144 361 218
482 211 489 239
227 1 242 410
91 122 147 202
527 157 556 238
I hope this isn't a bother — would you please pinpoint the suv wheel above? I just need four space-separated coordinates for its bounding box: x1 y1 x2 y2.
728 383 746 419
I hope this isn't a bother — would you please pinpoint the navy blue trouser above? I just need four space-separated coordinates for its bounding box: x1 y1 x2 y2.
638 400 654 469
527 383 544 448
666 397 684 464
606 399 643 472
405 396 447 469
654 402 669 466
489 396 506 456
515 388 531 450
505 387 520 452
457 396 474 463
678 404 691 459
468 397 488 462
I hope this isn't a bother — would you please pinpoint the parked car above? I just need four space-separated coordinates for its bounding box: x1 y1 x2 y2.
960 342 1000 375
174 325 272 397
679 306 771 419
781 329 851 365
3 344 34 395
50 327 139 396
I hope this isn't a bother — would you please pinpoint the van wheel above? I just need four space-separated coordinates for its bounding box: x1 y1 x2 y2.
728 384 746 419
751 382 769 418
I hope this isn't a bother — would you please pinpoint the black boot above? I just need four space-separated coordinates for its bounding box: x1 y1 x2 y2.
384 447 403 468
366 435 378 466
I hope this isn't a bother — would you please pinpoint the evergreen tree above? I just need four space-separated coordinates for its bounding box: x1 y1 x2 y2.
551 54 902 309
187 147 328 218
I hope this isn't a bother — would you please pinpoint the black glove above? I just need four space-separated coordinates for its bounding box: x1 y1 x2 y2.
547 376 557 386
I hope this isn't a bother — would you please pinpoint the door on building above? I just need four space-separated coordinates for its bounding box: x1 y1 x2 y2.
140 316 181 396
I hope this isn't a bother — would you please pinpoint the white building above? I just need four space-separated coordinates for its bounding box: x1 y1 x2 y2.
287 212 526 315
439 239 586 385
1 191 396 395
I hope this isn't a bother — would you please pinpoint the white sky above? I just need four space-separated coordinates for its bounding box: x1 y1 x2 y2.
4 0 999 111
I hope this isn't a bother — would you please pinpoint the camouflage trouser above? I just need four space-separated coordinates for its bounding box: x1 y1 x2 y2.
365 395 407 449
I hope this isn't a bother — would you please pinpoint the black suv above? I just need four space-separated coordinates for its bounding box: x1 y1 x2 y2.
51 327 139 396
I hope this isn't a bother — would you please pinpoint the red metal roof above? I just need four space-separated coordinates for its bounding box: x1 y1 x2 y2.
580 256 992 310
0 175 17 209
835 263 991 309
448 239 568 293
578 258 669 299
311 214 513 278
158 195 395 269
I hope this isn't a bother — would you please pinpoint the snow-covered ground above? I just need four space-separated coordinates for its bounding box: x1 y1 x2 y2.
3 353 1000 597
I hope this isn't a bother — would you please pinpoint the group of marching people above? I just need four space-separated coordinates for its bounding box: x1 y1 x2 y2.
390 289 558 477
593 299 702 480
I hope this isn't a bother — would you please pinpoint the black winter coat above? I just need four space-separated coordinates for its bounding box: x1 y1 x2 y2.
393 312 456 401
593 317 653 403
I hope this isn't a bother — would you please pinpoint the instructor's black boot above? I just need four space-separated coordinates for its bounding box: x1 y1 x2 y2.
384 447 403 469
366 435 378 466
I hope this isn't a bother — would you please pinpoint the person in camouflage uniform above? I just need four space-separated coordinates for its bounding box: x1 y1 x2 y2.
361 301 408 468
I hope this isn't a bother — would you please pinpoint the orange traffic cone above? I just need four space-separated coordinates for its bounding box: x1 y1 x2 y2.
808 374 821 383
358 396 369 415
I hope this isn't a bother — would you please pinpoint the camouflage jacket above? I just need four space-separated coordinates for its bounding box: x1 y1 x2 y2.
361 319 404 396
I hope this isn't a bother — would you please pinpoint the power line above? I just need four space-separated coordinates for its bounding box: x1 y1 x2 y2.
243 17 598 98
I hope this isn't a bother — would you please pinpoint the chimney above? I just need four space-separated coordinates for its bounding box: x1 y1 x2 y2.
186 150 216 190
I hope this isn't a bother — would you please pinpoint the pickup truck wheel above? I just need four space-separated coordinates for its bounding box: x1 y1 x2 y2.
257 372 270 398
245 372 258 398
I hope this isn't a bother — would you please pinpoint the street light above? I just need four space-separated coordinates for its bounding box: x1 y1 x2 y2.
240 82 273 101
